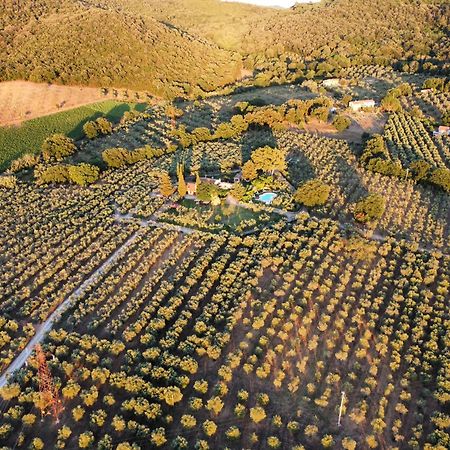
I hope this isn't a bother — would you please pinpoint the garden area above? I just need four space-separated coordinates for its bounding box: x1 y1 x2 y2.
158 198 283 234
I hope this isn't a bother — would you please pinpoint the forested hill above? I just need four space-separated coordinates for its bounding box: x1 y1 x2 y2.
0 0 448 98
137 0 449 68
0 0 243 99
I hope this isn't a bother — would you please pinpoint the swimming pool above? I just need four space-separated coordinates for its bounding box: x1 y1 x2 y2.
258 192 277 204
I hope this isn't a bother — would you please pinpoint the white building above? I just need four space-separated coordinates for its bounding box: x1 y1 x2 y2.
349 99 376 112
433 126 450 136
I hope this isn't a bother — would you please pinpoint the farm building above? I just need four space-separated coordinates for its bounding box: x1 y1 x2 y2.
186 182 197 195
323 78 340 88
433 126 450 136
186 178 233 195
349 99 376 111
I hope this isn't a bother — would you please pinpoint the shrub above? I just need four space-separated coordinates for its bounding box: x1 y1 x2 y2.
381 95 401 112
294 179 331 207
68 164 100 186
229 182 246 201
423 77 447 92
250 406 266 423
30 438 44 450
354 194 386 222
0 384 21 400
321 434 335 447
429 167 450 193
42 134 76 161
35 165 69 185
72 405 85 421
409 160 432 182
180 414 196 429
62 381 81 400
206 396 224 415
332 115 351 132
171 436 188 450
112 415 126 432
22 414 36 426
83 121 99 139
83 117 113 139
203 420 217 436
342 437 357 450
226 426 241 440
78 431 94 448
267 436 281 448
361 134 389 164
304 424 319 437
57 426 72 441
197 182 219 203
0 175 17 189
150 428 167 447
193 379 208 394
95 117 113 135
442 110 450 126
102 147 130 168
9 153 40 172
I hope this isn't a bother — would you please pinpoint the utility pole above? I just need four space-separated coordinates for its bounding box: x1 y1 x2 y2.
36 345 63 423
338 391 345 427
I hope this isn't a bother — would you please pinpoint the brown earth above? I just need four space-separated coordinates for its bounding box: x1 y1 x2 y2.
303 112 387 143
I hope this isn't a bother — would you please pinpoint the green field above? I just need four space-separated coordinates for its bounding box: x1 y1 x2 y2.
0 100 147 171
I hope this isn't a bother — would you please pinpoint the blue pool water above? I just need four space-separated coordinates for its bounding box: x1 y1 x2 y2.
258 192 277 204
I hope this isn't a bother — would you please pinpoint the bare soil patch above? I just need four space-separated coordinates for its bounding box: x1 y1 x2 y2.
0 81 108 126
303 112 387 143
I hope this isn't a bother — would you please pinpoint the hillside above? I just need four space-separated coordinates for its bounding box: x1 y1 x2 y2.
0 0 448 98
0 0 242 98
114 0 449 67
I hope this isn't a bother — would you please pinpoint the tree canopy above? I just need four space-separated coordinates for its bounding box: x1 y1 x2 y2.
294 179 331 207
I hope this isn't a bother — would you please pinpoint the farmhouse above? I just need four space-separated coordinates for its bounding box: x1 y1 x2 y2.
349 99 376 111
323 78 340 88
433 126 450 136
186 177 233 195
186 182 197 195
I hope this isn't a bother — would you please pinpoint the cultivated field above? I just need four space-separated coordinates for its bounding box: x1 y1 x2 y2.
0 73 449 450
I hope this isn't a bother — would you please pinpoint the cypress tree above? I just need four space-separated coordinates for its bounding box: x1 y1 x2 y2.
177 163 187 197
160 172 174 197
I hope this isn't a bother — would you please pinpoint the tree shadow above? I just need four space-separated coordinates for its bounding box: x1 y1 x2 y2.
334 155 369 202
178 102 215 131
67 103 138 140
287 148 316 185
240 126 278 163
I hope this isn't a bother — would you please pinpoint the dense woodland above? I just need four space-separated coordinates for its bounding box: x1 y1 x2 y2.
0 1 242 98
1 0 449 98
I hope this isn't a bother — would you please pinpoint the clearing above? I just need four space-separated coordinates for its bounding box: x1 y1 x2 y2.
0 81 111 126
303 112 387 143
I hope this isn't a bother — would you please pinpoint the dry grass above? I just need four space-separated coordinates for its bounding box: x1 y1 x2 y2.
303 112 387 143
0 81 108 126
